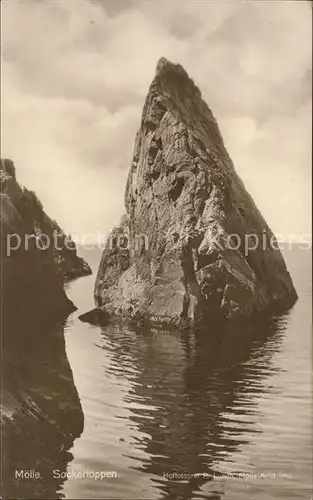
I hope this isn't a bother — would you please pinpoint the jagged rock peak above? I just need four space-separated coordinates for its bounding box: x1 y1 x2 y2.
1 158 16 180
156 57 189 78
139 57 224 161
90 58 297 329
149 56 202 101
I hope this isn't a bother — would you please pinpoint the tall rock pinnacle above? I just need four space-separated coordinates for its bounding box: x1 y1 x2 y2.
91 58 297 327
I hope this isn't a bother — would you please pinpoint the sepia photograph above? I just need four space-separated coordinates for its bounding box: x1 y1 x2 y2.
0 1 312 499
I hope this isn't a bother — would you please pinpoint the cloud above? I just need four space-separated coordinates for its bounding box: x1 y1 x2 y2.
1 0 311 238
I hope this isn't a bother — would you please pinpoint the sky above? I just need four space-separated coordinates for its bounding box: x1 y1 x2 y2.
1 0 312 242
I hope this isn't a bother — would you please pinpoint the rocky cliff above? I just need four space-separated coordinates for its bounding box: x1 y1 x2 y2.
1 158 91 323
92 58 297 327
1 317 84 499
1 159 86 496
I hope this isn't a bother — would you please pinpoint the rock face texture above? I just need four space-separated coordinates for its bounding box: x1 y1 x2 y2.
2 318 84 499
93 58 297 327
1 158 91 323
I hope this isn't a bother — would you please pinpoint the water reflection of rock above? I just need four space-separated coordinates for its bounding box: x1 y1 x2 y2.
1 317 84 499
100 316 288 500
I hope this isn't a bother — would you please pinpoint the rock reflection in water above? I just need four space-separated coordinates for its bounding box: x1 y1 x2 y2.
1 317 84 500
99 315 288 500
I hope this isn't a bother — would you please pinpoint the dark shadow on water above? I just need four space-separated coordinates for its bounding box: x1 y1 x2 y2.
1 316 84 500
99 313 290 500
